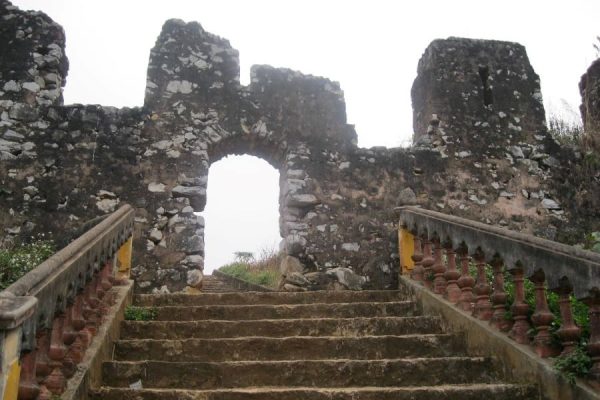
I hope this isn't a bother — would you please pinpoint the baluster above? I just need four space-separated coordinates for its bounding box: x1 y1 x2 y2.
38 386 52 400
77 291 94 352
65 293 87 365
45 315 67 394
100 260 114 291
489 256 511 331
457 247 475 312
587 289 600 382
508 267 531 344
472 251 492 320
62 303 77 345
410 234 424 283
18 350 40 400
83 281 100 337
531 270 558 357
432 238 447 295
72 294 86 331
61 302 78 378
35 329 51 384
443 243 461 303
97 272 110 318
554 280 581 356
422 237 434 290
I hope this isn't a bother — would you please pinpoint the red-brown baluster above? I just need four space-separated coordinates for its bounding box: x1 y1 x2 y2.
457 247 475 312
35 329 51 382
432 238 447 295
45 315 67 394
555 281 581 356
489 256 511 331
86 276 100 308
72 295 86 331
508 267 531 344
422 237 434 290
83 281 100 337
410 234 424 283
18 350 40 400
62 304 77 346
443 244 461 303
95 268 107 301
587 289 600 382
38 386 52 400
531 270 558 357
100 260 114 291
472 251 492 320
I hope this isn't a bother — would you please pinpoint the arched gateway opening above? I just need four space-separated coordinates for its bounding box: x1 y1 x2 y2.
203 155 281 274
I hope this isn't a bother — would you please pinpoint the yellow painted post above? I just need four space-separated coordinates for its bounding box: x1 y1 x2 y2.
399 228 415 275
115 236 133 281
0 329 22 400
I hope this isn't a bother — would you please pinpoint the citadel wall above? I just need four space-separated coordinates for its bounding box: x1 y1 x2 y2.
0 0 596 293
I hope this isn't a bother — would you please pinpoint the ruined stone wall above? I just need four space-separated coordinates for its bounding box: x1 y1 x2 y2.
580 58 600 150
1 0 596 293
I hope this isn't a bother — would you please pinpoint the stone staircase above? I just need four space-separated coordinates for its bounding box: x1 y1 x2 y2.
200 274 239 293
90 290 538 399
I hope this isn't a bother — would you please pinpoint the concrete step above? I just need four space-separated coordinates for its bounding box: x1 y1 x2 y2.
102 358 497 389
90 384 539 400
146 301 417 321
134 290 404 306
120 316 444 339
114 334 465 362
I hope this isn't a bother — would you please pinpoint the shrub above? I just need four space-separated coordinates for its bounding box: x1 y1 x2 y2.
554 346 592 384
0 239 55 290
218 246 281 288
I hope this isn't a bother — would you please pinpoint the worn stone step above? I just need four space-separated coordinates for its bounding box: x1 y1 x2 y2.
120 316 444 340
102 358 497 389
114 334 465 362
147 301 417 321
135 290 404 306
199 276 239 293
90 384 539 400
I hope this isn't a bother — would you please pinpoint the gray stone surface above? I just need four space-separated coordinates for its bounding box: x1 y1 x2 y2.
0 1 596 293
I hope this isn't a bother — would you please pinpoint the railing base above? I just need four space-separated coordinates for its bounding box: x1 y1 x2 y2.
400 275 600 400
60 281 133 400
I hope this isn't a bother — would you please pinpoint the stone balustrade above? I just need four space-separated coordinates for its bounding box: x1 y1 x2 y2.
398 206 600 382
0 204 134 400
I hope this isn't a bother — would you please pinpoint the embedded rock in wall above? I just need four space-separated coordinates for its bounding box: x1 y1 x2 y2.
0 0 596 293
580 58 600 150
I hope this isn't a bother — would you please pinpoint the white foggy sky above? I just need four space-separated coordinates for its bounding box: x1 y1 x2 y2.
11 0 600 271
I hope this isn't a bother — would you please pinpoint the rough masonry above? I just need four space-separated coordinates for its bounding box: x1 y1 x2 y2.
1 0 598 293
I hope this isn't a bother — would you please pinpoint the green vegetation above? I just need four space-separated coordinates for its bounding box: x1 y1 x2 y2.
548 114 584 147
466 261 592 382
554 346 592 384
0 238 55 290
586 232 600 253
218 247 281 289
124 306 157 321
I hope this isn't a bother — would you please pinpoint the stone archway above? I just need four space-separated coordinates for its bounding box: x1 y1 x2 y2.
201 154 281 273
0 4 570 294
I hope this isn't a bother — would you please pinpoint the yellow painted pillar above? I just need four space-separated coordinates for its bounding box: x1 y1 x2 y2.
399 228 415 275
0 295 36 400
116 236 133 281
0 329 21 400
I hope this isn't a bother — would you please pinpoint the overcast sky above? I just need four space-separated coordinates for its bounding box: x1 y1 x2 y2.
12 0 600 272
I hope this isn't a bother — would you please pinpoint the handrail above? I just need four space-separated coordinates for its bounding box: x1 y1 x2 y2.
398 205 600 384
398 206 600 299
0 204 135 399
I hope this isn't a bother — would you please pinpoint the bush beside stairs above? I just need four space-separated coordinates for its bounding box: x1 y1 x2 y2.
90 275 538 399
